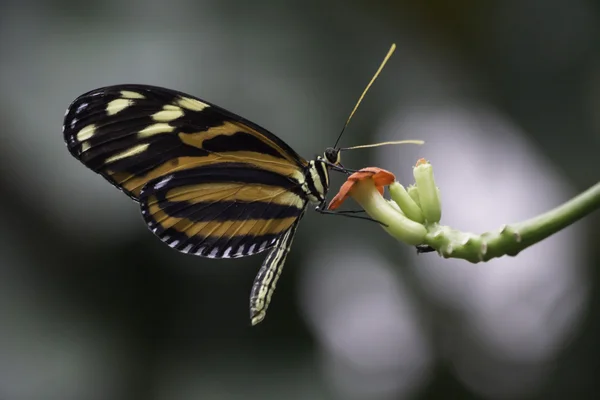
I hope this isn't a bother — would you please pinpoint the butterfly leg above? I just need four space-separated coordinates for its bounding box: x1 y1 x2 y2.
326 209 366 214
314 202 387 226
322 160 358 175
336 162 359 174
416 244 436 253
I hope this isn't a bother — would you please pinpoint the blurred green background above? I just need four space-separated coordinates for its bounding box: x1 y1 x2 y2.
1 1 599 399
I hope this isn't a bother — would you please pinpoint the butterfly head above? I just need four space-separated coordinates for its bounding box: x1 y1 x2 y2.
324 147 341 166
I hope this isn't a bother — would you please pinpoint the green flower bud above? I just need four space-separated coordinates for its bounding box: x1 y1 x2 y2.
387 199 404 214
407 184 421 207
389 182 425 223
413 161 442 223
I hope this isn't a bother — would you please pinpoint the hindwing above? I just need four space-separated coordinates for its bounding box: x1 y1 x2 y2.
139 163 308 258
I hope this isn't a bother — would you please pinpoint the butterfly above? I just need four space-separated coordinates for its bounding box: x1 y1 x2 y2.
62 45 397 325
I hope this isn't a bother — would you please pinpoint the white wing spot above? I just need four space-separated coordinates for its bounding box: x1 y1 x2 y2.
248 244 256 254
152 106 184 122
177 96 210 112
236 244 245 256
183 244 193 253
104 143 149 164
137 123 174 138
209 248 219 258
120 90 145 99
154 175 173 190
169 240 180 248
76 124 96 142
106 98 133 116
222 247 232 258
196 247 205 256
76 103 88 114
70 118 78 129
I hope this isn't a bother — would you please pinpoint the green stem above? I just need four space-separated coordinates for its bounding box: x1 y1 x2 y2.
343 159 599 263
423 182 600 263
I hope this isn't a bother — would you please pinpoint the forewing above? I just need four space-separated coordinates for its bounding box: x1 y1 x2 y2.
139 163 308 258
63 84 307 201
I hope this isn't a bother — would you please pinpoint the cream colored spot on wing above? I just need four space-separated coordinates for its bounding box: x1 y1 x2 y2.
106 98 132 116
152 105 184 122
105 143 150 164
80 141 91 153
120 90 146 99
137 123 174 138
76 124 96 141
177 96 209 112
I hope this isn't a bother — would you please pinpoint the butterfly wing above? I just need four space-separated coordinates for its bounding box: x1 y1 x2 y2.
138 163 308 258
63 84 308 201
63 84 311 258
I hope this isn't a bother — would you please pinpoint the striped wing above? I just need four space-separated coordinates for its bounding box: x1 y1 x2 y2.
138 163 308 258
63 84 308 201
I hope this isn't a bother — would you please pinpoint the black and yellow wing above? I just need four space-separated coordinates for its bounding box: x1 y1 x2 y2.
62 84 310 258
138 162 307 258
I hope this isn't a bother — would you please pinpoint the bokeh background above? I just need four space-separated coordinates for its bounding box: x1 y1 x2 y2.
1 1 599 399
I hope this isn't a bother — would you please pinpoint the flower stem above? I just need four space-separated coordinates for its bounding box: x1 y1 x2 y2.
423 182 600 263
351 180 428 245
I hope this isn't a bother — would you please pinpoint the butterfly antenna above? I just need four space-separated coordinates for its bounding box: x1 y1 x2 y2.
340 140 424 151
333 43 397 149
